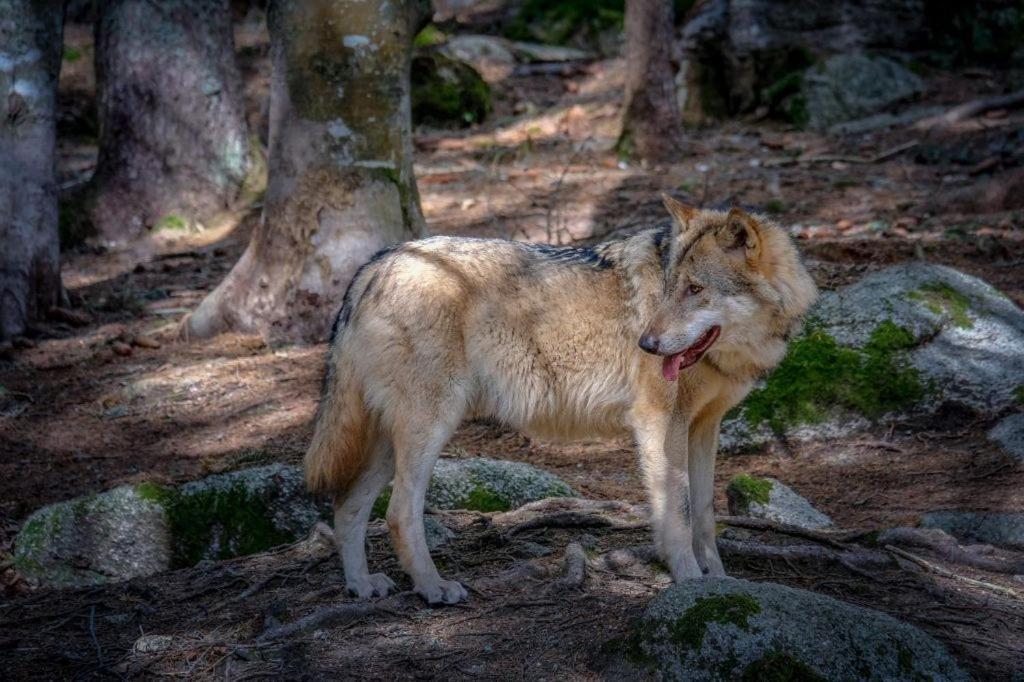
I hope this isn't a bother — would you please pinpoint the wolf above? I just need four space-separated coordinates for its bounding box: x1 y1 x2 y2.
305 197 817 604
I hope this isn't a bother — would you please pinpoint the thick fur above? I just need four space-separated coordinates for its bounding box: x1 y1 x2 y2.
305 202 817 603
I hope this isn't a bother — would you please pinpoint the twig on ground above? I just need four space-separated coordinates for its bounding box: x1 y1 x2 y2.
885 545 1023 601
549 542 586 592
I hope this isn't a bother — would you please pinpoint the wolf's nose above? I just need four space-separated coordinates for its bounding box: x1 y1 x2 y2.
638 334 660 354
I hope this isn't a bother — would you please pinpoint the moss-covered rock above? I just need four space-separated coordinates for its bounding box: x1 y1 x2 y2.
721 263 1024 452
372 457 575 518
800 54 925 131
13 485 171 588
609 577 967 681
411 51 491 128
726 475 833 530
14 465 329 588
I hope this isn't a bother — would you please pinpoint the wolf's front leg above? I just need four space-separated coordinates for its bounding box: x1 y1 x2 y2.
689 417 725 577
635 413 703 581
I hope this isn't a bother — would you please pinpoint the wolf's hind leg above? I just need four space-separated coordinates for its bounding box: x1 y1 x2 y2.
387 415 467 605
334 438 396 598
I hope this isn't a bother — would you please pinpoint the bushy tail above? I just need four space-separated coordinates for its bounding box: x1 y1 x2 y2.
304 352 377 497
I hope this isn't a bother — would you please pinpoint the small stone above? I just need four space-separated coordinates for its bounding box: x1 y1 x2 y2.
726 475 833 530
424 515 455 551
132 335 161 349
133 634 175 654
836 219 853 231
111 341 133 357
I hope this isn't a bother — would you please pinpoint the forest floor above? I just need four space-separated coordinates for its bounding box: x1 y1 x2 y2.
2 20 1024 680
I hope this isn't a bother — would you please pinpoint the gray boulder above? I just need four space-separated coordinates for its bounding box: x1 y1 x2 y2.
922 511 1024 551
374 457 576 517
677 0 930 124
610 577 967 681
726 475 833 530
440 35 517 82
801 54 925 131
14 464 325 588
722 263 1024 452
989 413 1024 460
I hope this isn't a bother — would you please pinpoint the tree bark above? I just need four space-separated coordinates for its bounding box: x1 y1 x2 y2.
90 0 251 243
184 0 430 344
0 0 63 342
619 0 685 162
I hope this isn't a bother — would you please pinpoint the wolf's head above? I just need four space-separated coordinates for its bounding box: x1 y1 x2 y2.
639 196 818 381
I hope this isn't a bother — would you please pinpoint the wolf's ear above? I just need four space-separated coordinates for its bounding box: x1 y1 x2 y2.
661 193 697 228
719 207 763 266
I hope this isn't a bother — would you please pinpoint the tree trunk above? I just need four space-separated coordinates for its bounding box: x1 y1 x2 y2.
184 0 430 344
619 0 686 162
0 0 63 342
90 0 251 243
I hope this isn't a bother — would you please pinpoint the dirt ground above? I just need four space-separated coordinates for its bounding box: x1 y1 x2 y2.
2 19 1024 680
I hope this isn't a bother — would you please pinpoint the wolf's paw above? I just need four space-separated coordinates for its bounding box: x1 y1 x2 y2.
346 573 396 599
669 556 705 581
416 578 468 605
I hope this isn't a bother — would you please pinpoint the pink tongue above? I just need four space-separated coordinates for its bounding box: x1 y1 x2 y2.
662 353 682 382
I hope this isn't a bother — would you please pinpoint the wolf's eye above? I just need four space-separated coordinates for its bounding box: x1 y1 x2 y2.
688 284 703 295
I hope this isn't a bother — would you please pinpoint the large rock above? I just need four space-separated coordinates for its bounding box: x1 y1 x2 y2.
610 577 967 681
922 511 1024 551
726 475 833 530
440 35 517 82
989 413 1024 460
722 263 1024 452
677 0 930 125
14 464 324 588
373 457 576 517
800 54 924 131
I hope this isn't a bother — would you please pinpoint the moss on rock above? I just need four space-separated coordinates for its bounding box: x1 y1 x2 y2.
740 321 924 432
411 52 491 128
611 577 967 681
909 282 973 329
371 457 574 519
741 651 826 681
670 593 762 649
726 475 773 515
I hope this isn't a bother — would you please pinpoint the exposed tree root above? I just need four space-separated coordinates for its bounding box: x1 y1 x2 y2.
880 527 1024 575
884 545 1023 601
256 601 390 643
549 543 587 592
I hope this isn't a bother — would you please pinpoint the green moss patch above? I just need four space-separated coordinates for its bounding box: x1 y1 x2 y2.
909 283 973 329
413 24 447 49
740 321 924 432
154 214 188 232
411 52 491 128
741 651 825 681
1015 385 1024 405
669 593 762 650
146 483 293 568
727 475 773 514
63 46 83 63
